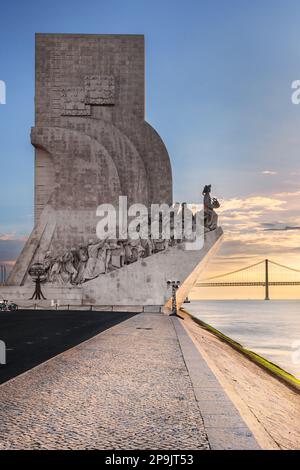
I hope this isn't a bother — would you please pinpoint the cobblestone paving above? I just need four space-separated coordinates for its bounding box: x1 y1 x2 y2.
0 313 209 449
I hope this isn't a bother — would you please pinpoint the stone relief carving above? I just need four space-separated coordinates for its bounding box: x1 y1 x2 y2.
32 199 220 287
85 75 115 105
39 237 175 286
61 88 91 116
60 75 115 116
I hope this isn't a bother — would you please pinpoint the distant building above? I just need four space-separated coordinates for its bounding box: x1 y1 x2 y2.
0 264 7 285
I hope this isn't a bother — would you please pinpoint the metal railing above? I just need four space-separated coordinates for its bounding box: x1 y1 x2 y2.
7 303 163 313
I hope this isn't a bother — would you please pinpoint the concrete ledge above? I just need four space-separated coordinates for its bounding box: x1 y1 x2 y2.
183 310 300 393
112 305 144 312
143 305 162 313
172 317 260 450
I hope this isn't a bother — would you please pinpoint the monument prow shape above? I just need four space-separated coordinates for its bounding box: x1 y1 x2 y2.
5 34 223 310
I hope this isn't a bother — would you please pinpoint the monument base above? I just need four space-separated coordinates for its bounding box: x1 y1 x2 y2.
0 228 223 310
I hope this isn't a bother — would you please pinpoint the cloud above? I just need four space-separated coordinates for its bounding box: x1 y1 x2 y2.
273 189 300 198
0 233 28 242
196 178 300 284
262 170 278 176
260 223 300 231
203 188 300 277
219 196 286 214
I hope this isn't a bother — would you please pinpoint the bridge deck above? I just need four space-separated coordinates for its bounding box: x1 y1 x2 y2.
196 259 300 291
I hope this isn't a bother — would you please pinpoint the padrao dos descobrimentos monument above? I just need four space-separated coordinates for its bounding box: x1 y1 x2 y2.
4 34 223 310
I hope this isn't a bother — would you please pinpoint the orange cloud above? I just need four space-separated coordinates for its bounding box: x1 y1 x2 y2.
0 233 28 242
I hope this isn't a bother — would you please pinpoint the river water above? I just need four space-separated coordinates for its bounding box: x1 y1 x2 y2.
186 300 300 379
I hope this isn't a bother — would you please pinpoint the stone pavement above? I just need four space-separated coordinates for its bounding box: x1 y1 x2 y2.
0 313 259 450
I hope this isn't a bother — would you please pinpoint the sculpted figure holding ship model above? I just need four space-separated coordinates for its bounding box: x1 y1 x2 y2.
202 184 220 231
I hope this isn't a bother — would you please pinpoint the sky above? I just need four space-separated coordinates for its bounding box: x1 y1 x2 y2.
1 0 300 297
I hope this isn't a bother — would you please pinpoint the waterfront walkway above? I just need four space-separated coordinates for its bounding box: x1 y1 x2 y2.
0 312 259 450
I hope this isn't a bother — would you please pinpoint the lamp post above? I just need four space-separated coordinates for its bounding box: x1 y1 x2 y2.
167 280 180 316
28 263 47 300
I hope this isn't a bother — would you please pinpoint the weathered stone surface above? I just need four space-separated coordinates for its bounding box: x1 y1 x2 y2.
8 34 172 286
7 34 223 309
33 33 172 223
83 228 223 306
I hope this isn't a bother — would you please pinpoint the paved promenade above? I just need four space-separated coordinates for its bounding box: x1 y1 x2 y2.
0 313 259 450
0 310 135 384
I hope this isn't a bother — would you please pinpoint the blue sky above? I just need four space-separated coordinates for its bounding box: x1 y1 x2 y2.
1 0 300 279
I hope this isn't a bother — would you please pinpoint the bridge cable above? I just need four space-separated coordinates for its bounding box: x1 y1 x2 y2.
200 259 265 281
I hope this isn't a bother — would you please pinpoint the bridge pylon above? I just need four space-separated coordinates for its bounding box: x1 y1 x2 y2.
265 259 270 301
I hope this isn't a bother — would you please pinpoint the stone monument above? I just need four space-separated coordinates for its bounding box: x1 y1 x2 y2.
4 34 223 309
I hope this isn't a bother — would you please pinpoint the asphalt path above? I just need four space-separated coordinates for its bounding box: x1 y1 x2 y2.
0 310 136 384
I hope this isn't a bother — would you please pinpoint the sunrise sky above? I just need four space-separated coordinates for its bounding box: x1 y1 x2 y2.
1 0 300 298
191 191 300 299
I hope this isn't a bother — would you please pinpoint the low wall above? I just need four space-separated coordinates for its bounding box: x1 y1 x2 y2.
0 285 83 308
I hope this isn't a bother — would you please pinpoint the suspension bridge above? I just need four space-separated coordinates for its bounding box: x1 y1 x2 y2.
196 259 300 300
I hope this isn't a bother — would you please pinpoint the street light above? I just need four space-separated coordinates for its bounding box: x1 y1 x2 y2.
28 263 47 300
167 280 180 316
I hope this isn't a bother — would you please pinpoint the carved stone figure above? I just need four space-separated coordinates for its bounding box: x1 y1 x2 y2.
127 238 145 262
123 240 133 265
109 241 126 269
104 239 120 272
202 184 220 231
141 237 153 257
49 256 64 284
61 250 78 284
43 251 54 280
83 240 106 281
152 239 166 252
74 245 89 284
93 243 107 276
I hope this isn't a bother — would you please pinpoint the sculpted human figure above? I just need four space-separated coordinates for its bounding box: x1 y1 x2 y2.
83 239 106 281
43 251 54 281
49 256 64 284
70 247 80 271
128 238 145 262
75 245 89 284
202 184 220 231
107 240 126 269
104 239 120 271
141 237 153 257
152 238 166 252
124 240 133 264
62 250 78 284
93 242 108 276
117 241 126 267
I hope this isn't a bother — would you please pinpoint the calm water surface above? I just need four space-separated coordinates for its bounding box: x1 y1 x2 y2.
187 300 300 379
